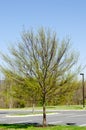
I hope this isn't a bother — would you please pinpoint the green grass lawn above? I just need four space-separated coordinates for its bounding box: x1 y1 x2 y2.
46 105 84 110
0 124 86 130
0 105 85 112
26 105 85 111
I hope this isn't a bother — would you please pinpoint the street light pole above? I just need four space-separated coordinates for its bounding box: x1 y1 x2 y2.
80 73 85 108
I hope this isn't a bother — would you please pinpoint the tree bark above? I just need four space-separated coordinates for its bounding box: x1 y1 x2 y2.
43 98 46 127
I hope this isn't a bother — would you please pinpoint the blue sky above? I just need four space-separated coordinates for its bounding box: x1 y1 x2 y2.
0 0 86 76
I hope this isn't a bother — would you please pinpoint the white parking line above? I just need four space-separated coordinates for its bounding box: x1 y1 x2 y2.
0 119 7 122
69 114 86 118
7 120 33 124
48 121 63 124
79 124 86 126
6 114 43 117
6 113 59 118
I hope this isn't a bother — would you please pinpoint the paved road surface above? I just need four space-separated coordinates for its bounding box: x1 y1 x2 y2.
0 110 86 126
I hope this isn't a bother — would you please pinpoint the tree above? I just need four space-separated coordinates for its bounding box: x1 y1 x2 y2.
0 28 79 126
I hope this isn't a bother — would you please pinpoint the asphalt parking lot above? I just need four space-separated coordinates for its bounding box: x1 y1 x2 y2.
0 110 86 126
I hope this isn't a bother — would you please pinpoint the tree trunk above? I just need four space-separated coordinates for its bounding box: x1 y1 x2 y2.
43 99 46 127
32 103 35 113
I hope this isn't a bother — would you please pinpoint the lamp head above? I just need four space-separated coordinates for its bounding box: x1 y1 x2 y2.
80 73 84 75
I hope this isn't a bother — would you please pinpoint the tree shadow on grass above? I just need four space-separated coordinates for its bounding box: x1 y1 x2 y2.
0 122 42 129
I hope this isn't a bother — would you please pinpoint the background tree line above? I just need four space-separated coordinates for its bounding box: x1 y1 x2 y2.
0 78 84 108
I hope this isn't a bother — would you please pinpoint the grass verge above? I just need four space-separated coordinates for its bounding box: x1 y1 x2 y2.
46 105 84 110
0 105 85 111
0 124 86 130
